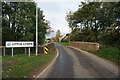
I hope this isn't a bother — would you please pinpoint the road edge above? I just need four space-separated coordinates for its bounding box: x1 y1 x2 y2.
35 47 59 79
67 45 118 68
67 46 118 77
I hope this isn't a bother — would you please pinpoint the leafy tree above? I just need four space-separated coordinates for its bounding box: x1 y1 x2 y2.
66 2 120 48
2 2 50 46
56 30 61 42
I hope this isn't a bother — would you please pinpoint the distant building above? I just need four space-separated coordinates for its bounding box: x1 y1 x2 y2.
51 35 63 42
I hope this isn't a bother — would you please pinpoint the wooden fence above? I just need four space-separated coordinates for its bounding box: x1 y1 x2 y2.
0 43 55 56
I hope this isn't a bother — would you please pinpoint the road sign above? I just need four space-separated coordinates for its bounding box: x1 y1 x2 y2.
6 41 34 48
44 45 48 54
5 41 34 57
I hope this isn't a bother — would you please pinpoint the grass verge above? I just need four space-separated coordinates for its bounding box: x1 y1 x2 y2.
85 47 120 64
56 42 69 45
2 50 56 78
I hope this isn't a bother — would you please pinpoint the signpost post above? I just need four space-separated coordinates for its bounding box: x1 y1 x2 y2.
12 48 13 57
29 47 30 57
6 41 34 57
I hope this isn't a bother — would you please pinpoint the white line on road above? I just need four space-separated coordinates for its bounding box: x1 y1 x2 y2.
35 47 59 79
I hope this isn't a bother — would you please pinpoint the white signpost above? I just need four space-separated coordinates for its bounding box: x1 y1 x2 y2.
6 41 34 57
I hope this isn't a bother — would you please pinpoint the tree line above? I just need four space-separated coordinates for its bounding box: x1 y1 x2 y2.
2 2 50 46
66 2 120 48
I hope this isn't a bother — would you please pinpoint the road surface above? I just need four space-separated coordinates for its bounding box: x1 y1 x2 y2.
37 43 118 78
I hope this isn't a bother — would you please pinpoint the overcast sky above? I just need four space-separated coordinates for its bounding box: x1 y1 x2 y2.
37 1 80 38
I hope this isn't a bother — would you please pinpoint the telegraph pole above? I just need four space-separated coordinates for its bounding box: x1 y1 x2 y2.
36 0 38 56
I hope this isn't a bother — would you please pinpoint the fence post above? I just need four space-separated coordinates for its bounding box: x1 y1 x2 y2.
25 47 27 54
43 45 45 54
3 46 5 56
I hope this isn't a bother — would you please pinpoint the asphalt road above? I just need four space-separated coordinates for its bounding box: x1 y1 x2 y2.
37 43 118 78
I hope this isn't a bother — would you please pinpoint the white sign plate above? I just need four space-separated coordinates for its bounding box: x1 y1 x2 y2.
6 41 34 48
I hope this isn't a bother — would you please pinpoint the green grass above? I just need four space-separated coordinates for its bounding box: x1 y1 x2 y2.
56 42 69 45
0 56 2 63
86 47 120 64
44 41 47 44
2 51 56 78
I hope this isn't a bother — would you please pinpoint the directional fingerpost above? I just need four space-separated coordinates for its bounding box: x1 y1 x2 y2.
44 45 48 54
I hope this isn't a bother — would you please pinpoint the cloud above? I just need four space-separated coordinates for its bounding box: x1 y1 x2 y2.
35 0 82 2
38 2 79 38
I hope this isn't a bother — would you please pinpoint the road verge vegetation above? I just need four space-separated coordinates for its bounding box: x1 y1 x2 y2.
2 49 56 79
84 47 120 64
55 42 69 45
